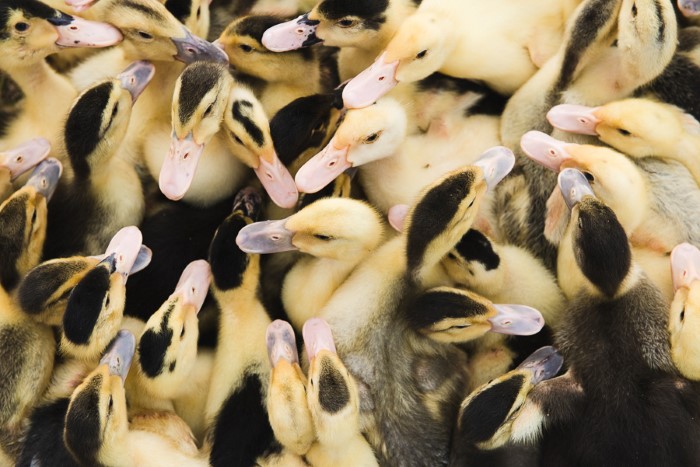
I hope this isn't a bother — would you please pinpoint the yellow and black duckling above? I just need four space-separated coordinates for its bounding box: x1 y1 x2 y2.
548 97 700 187
127 260 213 441
64 329 210 466
456 169 700 465
0 0 121 156
43 61 154 260
216 15 333 116
668 243 700 380
244 150 513 465
153 61 297 208
0 137 50 202
0 159 61 459
205 187 278 467
60 226 151 362
237 197 385 331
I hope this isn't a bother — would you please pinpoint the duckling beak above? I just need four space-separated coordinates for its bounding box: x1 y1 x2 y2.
678 0 700 17
171 260 211 315
232 186 263 221
254 152 299 209
471 146 516 190
100 329 136 383
261 13 322 52
546 104 601 135
388 204 410 232
520 131 572 172
160 133 204 201
342 52 400 109
266 320 299 367
172 29 229 64
558 168 596 210
295 137 351 193
303 317 336 362
671 243 700 290
25 158 62 201
1 138 51 181
236 219 297 254
49 14 123 48
487 304 545 336
515 346 564 384
103 226 146 282
118 61 156 103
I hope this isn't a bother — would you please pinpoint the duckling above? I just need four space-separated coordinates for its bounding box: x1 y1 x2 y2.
0 0 122 157
295 97 502 213
216 15 331 116
127 260 213 441
42 61 154 259
64 329 210 466
548 98 700 187
302 318 378 467
239 150 514 465
153 61 298 208
455 169 700 466
667 243 700 380
521 131 700 300
0 137 50 203
60 226 151 362
341 0 582 107
0 159 60 460
237 197 386 331
205 187 278 466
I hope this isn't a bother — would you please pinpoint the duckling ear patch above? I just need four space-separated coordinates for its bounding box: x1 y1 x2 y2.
64 374 103 465
18 260 89 315
138 310 174 378
63 266 111 345
406 171 476 272
406 289 489 331
457 374 526 445
209 214 250 290
318 357 350 414
0 194 27 290
231 100 265 147
453 230 500 271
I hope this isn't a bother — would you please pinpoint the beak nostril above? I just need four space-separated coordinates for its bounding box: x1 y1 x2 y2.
271 234 281 241
548 149 557 157
266 171 273 180
183 152 190 160
70 26 78 31
15 156 23 163
378 76 385 81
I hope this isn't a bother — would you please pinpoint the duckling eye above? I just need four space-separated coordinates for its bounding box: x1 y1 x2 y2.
111 103 119 119
203 103 214 118
416 50 428 59
30 209 37 225
617 128 631 136
239 44 254 53
583 172 595 183
107 396 113 412
104 294 110 308
138 31 154 40
314 234 332 241
468 199 475 208
180 326 185 339
196 6 201 18
362 132 381 144
337 19 356 28
680 308 686 322
453 324 471 329
14 22 29 32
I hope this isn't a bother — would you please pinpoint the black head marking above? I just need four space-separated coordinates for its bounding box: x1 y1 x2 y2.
573 200 631 298
0 193 27 290
64 374 103 465
65 82 114 179
209 214 250 291
177 62 225 124
653 0 665 43
138 304 175 378
457 374 526 444
18 260 90 315
453 230 500 271
406 289 489 331
163 0 191 24
317 357 350 414
233 15 286 44
231 100 265 147
63 266 111 345
406 171 476 273
317 0 389 30
118 0 167 22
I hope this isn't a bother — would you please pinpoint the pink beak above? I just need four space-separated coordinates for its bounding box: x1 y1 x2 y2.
170 260 212 314
51 15 123 48
160 133 205 201
520 131 573 172
0 138 51 180
671 243 700 291
303 317 336 362
546 104 601 136
342 52 400 109
254 152 299 209
295 137 352 194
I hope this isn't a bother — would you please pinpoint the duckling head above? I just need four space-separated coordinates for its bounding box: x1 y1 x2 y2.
161 61 232 201
136 260 211 395
61 226 150 361
0 158 61 290
236 197 384 261
295 97 407 193
547 99 700 157
64 330 136 465
558 168 632 299
521 131 649 236
90 0 226 64
64 61 155 179
0 0 121 66
668 243 700 379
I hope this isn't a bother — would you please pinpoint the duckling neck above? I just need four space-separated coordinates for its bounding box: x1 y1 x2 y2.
3 60 75 122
